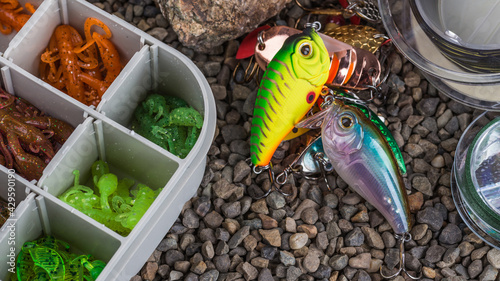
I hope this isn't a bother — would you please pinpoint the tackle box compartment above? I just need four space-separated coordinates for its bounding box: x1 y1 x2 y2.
0 0 216 279
0 0 44 54
0 192 122 280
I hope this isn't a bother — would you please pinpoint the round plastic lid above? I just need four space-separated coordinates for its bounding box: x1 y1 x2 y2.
378 0 500 83
469 121 500 215
416 0 500 49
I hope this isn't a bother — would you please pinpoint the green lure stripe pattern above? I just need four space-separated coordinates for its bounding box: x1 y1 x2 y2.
349 103 407 175
250 28 330 167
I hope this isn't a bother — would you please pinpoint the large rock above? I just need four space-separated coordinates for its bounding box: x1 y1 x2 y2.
155 0 291 53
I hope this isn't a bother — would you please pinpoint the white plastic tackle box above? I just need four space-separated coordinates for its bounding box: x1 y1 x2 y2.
0 0 216 279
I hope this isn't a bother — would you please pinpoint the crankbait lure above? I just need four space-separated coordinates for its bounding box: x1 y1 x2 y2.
14 235 106 281
250 27 330 168
237 25 381 90
296 96 420 279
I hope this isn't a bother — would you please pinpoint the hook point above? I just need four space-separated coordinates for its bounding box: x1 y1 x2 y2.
380 233 422 279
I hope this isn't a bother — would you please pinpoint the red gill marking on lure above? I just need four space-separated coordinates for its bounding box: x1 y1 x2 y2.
236 25 271 59
306 92 316 104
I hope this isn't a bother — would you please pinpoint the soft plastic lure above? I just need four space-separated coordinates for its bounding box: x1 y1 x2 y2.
59 160 162 236
132 94 203 158
14 235 105 281
297 97 419 279
250 27 330 167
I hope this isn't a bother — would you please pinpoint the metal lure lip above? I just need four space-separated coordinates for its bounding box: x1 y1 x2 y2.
254 26 302 70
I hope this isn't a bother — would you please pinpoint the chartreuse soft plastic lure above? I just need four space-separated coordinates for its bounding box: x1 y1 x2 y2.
14 235 106 281
250 27 330 167
297 97 419 279
58 160 161 236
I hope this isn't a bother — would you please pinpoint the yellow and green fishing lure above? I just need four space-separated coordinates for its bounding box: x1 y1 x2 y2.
250 28 330 167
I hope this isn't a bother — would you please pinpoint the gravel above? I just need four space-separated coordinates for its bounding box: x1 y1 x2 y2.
82 0 500 280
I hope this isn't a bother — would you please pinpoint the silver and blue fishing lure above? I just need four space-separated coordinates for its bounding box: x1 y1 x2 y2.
297 95 420 279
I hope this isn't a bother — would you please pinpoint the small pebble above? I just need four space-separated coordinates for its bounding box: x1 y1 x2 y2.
468 259 483 279
487 248 500 269
425 245 446 264
301 207 319 224
345 227 364 247
423 267 436 279
408 192 424 213
479 265 498 281
416 98 440 116
236 262 258 280
261 246 277 260
228 226 250 249
259 268 274 281
283 217 297 233
286 266 302 281
349 253 372 269
361 227 384 250
147 27 168 41
411 224 428 241
440 224 463 245
259 229 281 247
251 257 269 268
417 207 444 231
289 233 309 250
303 252 321 272
329 254 349 270
280 250 296 266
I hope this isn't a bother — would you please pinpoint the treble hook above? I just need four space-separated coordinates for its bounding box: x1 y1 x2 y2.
380 233 422 280
233 56 260 84
313 152 335 191
275 168 291 185
252 163 293 199
374 40 393 88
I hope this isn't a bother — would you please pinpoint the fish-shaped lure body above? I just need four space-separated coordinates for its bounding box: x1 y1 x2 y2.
251 26 381 90
297 99 411 234
250 28 330 167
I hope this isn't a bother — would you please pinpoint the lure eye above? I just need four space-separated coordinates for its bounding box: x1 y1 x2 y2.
306 92 315 104
340 116 353 129
300 43 312 57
